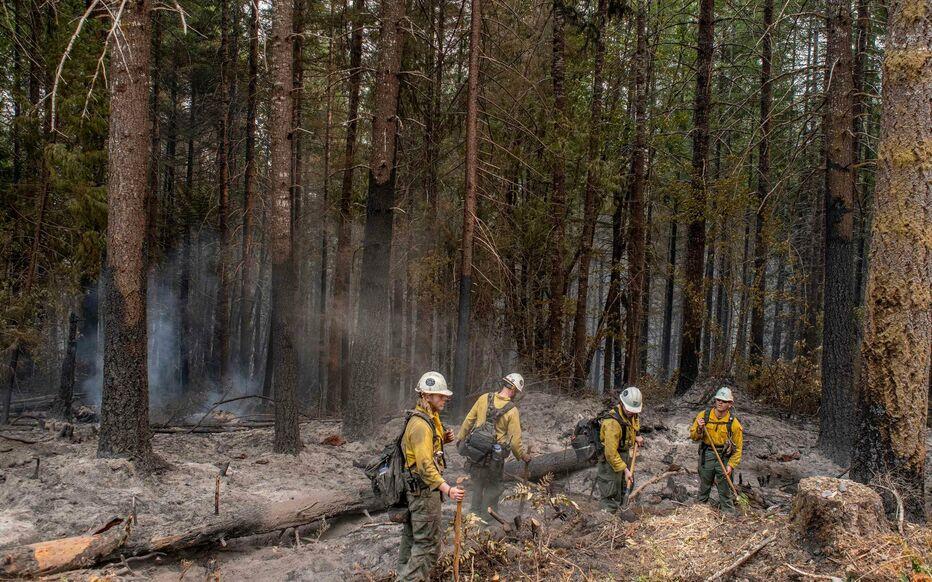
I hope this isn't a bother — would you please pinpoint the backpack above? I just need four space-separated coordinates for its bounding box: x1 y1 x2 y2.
700 408 738 457
460 393 515 466
365 410 436 507
571 408 629 463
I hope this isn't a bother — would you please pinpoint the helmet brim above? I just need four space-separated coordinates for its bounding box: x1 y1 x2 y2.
420 388 453 396
503 378 523 392
622 402 642 414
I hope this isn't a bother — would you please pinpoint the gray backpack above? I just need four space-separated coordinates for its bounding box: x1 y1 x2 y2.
459 393 515 465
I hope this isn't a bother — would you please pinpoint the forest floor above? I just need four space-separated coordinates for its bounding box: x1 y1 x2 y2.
1 381 930 581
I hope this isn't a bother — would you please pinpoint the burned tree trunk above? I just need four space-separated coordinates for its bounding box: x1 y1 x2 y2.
546 0 568 374
570 0 607 391
749 0 773 371
603 191 625 389
851 0 930 521
52 312 78 421
770 261 786 360
328 0 365 414
241 0 260 381
211 0 234 392
818 0 858 465
674 0 713 395
622 0 648 384
345 0 406 438
851 0 871 309
269 0 302 454
97 0 154 466
660 214 677 380
453 0 482 413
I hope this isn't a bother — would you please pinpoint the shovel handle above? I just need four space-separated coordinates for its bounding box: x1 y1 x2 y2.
453 476 468 582
701 426 741 501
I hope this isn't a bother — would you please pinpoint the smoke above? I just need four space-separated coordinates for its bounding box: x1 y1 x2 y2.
80 235 263 422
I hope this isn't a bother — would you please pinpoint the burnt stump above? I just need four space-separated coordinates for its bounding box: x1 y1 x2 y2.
790 476 888 554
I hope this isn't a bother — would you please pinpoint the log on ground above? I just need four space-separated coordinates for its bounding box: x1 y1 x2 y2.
116 489 384 558
1 517 131 577
504 448 587 482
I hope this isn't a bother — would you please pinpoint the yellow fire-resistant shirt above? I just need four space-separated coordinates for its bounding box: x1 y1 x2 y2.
600 405 640 473
402 403 447 490
690 408 743 468
456 392 526 459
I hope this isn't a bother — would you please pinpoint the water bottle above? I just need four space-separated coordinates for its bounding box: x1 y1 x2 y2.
492 443 503 460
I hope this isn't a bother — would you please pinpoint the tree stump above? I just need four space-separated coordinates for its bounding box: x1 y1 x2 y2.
790 477 888 553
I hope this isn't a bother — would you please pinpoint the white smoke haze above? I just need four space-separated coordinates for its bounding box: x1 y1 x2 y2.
80 234 266 424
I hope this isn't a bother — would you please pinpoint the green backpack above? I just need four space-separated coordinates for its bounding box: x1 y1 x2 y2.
364 410 436 507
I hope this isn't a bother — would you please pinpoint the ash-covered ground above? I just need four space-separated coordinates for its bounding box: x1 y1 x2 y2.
0 383 928 581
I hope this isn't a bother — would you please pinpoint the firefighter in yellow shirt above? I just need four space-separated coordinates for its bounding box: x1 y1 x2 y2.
397 372 465 582
690 386 743 513
457 373 530 519
597 386 644 511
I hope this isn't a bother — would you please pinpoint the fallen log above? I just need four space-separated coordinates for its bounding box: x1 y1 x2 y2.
1 490 386 576
152 425 266 434
1 517 131 577
503 448 587 482
116 489 385 558
8 393 87 414
0 432 51 445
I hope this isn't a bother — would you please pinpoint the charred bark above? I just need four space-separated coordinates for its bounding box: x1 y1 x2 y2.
211 0 234 391
97 0 154 467
328 0 365 413
749 0 773 371
660 214 677 380
570 0 607 391
453 0 482 413
621 0 648 385
241 0 261 380
344 0 406 438
674 0 713 395
546 0 569 373
818 0 858 465
270 0 302 454
52 312 78 421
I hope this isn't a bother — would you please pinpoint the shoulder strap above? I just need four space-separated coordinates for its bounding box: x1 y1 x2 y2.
612 408 629 443
483 393 496 426
486 393 516 425
405 410 439 443
703 409 736 438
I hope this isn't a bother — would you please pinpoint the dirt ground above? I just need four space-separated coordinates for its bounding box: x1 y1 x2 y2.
1 382 929 581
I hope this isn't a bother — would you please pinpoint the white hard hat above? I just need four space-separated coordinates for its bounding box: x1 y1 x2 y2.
503 372 525 392
416 371 452 396
714 386 734 402
620 386 643 414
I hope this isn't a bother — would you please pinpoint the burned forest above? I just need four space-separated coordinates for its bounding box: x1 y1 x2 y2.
0 0 929 580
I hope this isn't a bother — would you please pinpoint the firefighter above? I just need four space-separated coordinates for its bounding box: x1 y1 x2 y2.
597 386 644 511
690 386 743 513
397 371 465 582
457 372 530 519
